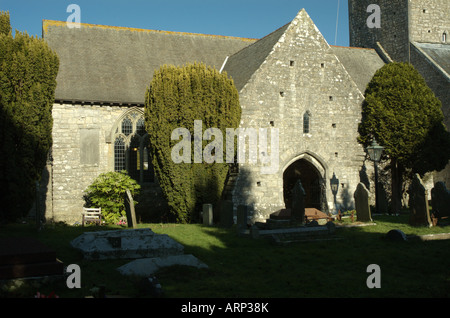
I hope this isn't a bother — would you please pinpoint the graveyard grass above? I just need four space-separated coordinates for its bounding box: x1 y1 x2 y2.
1 213 450 298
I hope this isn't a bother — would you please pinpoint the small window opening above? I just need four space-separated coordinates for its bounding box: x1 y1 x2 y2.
321 63 325 68
443 32 447 43
290 60 295 67
270 121 274 127
303 111 310 134
332 123 336 128
257 181 261 187
280 91 285 97
329 96 333 101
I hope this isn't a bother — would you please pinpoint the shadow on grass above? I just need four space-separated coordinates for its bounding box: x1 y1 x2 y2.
2 215 450 298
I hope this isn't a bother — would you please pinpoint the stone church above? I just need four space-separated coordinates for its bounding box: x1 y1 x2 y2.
40 0 449 224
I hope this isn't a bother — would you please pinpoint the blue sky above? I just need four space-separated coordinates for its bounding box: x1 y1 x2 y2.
1 0 349 46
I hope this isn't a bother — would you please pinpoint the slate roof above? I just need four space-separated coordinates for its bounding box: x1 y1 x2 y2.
332 46 386 94
44 13 386 104
222 23 290 92
43 20 256 104
412 42 450 79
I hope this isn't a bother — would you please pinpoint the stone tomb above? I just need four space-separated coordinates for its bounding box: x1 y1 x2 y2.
70 228 184 260
0 237 64 280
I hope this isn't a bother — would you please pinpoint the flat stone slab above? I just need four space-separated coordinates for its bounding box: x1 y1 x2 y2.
70 228 184 260
117 254 208 276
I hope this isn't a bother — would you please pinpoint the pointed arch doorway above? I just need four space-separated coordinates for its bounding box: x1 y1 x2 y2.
283 158 325 212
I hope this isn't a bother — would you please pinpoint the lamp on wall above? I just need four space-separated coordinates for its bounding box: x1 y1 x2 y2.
366 139 384 214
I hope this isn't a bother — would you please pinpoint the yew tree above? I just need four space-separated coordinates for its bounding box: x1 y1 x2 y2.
145 63 241 223
358 62 450 214
0 11 59 221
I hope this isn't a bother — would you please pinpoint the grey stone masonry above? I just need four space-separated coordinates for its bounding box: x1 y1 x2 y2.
48 103 141 223
228 10 369 222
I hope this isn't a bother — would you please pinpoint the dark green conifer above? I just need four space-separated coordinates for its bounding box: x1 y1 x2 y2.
145 63 241 222
0 12 59 221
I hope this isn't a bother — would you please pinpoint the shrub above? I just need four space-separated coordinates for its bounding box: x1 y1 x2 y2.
83 171 141 224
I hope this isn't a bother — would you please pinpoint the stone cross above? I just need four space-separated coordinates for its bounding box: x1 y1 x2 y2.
354 182 372 222
291 180 306 224
408 174 432 227
124 189 137 229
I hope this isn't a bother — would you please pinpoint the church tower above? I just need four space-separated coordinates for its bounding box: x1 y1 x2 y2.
348 0 450 62
349 0 450 186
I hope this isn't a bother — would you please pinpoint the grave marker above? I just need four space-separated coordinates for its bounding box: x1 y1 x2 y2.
408 174 432 227
291 180 306 224
203 204 213 226
354 182 372 222
124 189 137 229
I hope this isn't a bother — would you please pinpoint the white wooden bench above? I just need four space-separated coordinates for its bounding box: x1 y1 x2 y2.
82 207 102 226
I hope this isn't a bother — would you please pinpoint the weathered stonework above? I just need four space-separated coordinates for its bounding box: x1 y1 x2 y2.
349 0 450 187
226 11 370 222
41 4 448 224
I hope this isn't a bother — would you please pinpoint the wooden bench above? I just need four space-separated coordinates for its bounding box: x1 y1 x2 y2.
82 208 102 226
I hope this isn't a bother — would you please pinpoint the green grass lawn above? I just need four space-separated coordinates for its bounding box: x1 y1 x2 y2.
1 214 450 298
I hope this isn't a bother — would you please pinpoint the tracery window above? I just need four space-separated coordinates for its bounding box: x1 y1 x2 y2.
113 110 154 184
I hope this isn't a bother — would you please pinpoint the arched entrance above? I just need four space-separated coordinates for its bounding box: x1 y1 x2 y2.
283 159 324 211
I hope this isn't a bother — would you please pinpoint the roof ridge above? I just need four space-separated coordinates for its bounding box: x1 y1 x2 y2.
42 19 257 42
331 44 377 51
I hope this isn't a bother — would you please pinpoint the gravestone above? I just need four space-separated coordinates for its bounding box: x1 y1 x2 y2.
354 182 372 222
408 174 432 227
291 180 306 224
237 205 249 232
203 204 213 226
431 181 450 219
124 189 137 229
219 200 234 228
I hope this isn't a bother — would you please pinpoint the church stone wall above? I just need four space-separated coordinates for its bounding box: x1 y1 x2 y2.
232 12 367 222
409 0 450 44
48 103 127 223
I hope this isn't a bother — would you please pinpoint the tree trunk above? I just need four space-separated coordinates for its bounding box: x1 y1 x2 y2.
390 159 403 215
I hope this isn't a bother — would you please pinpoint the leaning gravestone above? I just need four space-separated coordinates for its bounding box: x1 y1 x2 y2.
70 228 184 260
291 180 306 224
408 174 432 227
124 189 137 229
354 182 372 222
431 181 450 219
